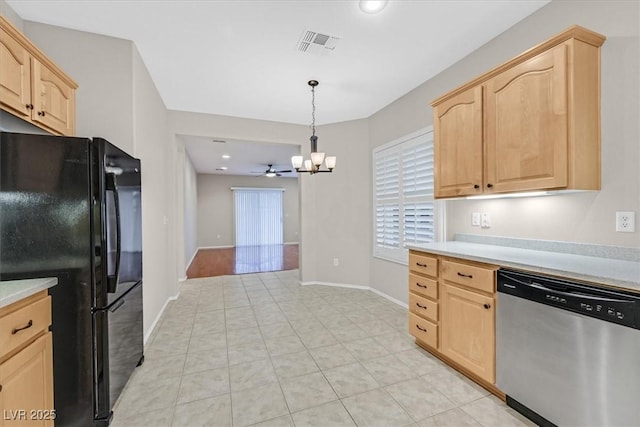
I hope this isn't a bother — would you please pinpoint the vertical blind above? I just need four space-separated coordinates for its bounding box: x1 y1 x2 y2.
233 188 284 247
373 129 435 263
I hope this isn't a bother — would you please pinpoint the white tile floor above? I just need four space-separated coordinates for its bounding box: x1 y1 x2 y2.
111 270 535 427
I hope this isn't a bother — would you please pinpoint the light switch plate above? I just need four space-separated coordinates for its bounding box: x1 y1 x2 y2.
472 212 481 227
481 213 491 228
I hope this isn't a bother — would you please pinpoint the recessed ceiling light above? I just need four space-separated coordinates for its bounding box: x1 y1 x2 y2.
359 0 388 14
222 154 230 159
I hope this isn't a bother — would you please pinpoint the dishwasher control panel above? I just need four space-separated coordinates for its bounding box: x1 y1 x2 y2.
498 269 640 329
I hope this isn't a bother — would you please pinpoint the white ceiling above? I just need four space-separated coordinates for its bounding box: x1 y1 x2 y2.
178 135 300 177
8 0 550 175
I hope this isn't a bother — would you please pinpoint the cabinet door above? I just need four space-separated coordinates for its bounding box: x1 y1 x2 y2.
441 283 495 383
485 44 568 193
32 59 75 136
0 333 54 427
0 27 32 119
433 85 483 198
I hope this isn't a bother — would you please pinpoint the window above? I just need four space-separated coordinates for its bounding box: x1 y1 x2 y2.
373 128 436 263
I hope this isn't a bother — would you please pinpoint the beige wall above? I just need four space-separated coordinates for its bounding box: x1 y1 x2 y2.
22 21 178 338
304 119 371 286
23 22 135 155
0 0 22 30
183 153 198 271
368 0 640 303
196 174 299 249
131 46 177 337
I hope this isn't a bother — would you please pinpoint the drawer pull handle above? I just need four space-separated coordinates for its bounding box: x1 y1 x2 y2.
416 283 428 289
416 262 428 268
457 272 473 279
416 324 428 333
11 320 33 335
416 303 428 309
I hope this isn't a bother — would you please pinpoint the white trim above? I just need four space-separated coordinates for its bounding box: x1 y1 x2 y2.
369 287 409 309
299 280 370 291
299 281 407 308
230 187 286 191
178 276 188 282
143 292 180 345
197 245 235 250
284 241 299 245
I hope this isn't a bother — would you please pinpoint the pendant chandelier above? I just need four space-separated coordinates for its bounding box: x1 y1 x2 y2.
291 80 336 174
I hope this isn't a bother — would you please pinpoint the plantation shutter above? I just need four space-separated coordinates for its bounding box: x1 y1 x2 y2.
373 129 436 263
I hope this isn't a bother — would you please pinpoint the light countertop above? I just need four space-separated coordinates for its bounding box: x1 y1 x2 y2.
0 277 58 308
407 241 640 293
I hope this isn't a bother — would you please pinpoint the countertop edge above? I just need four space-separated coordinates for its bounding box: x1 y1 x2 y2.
0 277 58 308
407 243 640 293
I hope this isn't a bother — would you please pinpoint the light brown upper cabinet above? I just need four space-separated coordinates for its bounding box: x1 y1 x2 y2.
0 16 77 136
432 26 605 198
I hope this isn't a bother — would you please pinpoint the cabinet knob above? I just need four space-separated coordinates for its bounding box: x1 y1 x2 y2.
25 104 34 110
487 183 494 188
38 111 46 116
474 184 480 189
484 303 491 309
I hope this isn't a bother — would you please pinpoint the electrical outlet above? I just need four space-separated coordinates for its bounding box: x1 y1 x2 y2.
616 211 635 232
333 258 339 266
472 212 481 227
481 213 491 228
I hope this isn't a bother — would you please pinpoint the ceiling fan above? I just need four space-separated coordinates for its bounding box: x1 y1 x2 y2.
251 164 292 177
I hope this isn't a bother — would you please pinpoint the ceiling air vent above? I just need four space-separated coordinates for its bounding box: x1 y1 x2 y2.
297 29 340 55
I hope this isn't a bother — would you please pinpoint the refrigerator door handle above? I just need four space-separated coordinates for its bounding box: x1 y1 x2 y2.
105 172 122 294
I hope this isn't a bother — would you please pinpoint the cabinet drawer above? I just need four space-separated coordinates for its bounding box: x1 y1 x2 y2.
0 296 51 358
409 274 437 299
409 292 438 323
409 252 438 277
408 312 438 349
441 260 495 293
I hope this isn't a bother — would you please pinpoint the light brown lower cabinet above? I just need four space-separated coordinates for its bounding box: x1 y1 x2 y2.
440 282 495 384
0 291 54 426
408 251 500 396
0 333 54 426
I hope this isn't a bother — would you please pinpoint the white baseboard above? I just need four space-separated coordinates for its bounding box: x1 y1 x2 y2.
300 281 407 308
178 276 188 282
369 287 409 309
197 245 235 250
143 291 180 345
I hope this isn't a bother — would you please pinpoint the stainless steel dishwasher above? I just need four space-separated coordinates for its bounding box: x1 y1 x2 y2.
497 269 640 427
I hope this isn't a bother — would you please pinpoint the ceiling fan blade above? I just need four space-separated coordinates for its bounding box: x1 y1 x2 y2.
276 170 292 173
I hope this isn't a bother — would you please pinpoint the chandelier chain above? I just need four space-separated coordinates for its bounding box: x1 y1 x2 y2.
311 85 316 137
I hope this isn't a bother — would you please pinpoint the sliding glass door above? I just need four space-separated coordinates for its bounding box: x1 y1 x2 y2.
233 188 284 246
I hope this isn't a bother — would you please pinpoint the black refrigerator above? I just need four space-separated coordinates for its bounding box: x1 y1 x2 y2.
0 132 143 426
